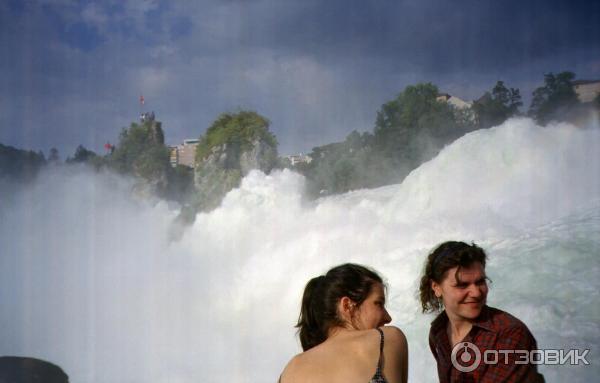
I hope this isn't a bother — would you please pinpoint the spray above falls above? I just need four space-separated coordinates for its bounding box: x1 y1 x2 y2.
0 118 598 382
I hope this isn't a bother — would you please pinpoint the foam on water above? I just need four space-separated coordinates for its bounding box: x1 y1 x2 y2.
1 118 598 382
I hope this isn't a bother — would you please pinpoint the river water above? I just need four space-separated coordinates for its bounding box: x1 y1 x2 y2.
1 118 598 382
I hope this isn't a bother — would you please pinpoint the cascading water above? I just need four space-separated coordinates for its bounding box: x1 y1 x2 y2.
1 118 598 382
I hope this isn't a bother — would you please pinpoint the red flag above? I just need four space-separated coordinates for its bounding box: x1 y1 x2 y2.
104 142 112 151
140 95 145 105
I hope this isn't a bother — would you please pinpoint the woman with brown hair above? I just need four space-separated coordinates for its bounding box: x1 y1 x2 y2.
419 241 544 383
280 263 408 383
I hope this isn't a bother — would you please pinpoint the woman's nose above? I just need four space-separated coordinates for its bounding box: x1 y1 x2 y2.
383 309 392 324
469 284 482 297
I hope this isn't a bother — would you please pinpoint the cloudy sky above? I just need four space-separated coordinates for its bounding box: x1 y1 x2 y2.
1 0 599 156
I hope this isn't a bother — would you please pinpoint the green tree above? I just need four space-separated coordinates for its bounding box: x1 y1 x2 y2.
373 83 462 174
301 130 399 196
302 83 479 196
66 145 97 164
0 143 46 182
529 71 579 124
472 81 522 129
195 110 277 163
110 120 170 185
193 110 278 211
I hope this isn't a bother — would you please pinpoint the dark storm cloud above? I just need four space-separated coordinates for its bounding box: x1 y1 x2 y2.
230 0 600 73
0 0 598 156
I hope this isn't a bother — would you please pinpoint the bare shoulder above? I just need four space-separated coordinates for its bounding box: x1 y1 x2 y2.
381 326 408 349
279 353 303 383
380 326 408 383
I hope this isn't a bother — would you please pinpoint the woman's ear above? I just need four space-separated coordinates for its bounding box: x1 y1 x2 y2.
431 280 442 298
338 296 356 320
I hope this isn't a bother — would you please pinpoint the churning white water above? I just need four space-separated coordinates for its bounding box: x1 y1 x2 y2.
1 118 599 382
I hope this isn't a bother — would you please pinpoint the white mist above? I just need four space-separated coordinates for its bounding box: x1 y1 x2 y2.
0 118 598 382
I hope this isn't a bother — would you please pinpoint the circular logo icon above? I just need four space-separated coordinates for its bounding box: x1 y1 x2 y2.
451 342 481 372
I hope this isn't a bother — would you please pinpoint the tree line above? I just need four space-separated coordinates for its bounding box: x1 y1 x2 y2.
1 71 597 208
297 71 599 195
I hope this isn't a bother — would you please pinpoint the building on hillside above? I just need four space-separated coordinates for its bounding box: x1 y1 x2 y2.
573 80 600 103
169 146 178 167
436 93 473 109
170 139 199 168
438 92 477 123
286 153 312 166
178 139 199 168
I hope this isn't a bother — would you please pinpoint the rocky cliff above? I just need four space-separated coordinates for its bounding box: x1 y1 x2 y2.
193 111 278 211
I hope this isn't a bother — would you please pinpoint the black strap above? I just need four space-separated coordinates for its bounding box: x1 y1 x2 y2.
375 327 384 368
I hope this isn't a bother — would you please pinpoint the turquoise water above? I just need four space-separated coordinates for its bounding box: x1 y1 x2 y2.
1 118 598 382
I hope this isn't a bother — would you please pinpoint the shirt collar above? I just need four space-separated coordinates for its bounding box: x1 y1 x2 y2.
471 305 495 332
430 305 497 334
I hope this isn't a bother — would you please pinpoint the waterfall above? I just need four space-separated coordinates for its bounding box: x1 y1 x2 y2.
1 118 598 382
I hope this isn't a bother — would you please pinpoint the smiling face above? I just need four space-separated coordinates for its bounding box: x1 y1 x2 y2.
431 262 488 324
352 282 392 330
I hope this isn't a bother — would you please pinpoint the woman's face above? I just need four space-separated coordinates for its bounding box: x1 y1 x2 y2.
352 282 392 330
431 261 488 323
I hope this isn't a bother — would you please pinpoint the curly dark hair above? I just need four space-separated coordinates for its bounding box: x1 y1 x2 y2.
419 241 487 313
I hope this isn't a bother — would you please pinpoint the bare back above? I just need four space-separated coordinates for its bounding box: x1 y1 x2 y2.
280 326 407 383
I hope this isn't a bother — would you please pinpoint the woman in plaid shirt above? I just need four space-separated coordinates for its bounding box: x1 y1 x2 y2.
419 241 544 383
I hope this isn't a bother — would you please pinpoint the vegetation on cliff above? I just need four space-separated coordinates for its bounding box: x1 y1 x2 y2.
300 83 480 195
298 73 598 196
192 110 278 211
529 71 581 124
110 120 170 182
2 70 597 216
472 81 523 129
0 143 46 182
195 111 277 163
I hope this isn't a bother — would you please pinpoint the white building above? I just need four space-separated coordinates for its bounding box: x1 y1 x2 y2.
436 93 473 109
573 80 600 103
286 153 312 166
170 139 199 168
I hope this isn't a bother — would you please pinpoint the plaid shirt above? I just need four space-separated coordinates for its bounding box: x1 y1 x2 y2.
429 306 544 383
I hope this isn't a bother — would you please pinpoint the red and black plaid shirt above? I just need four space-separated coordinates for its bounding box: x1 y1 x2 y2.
429 306 545 383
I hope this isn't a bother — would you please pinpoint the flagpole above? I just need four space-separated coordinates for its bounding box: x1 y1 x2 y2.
139 94 145 120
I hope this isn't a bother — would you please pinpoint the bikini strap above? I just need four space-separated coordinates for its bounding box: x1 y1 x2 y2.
375 327 384 368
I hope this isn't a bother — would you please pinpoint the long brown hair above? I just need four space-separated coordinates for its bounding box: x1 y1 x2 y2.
296 263 383 351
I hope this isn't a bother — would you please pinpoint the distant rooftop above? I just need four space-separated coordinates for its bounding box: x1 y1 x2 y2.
572 79 600 86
